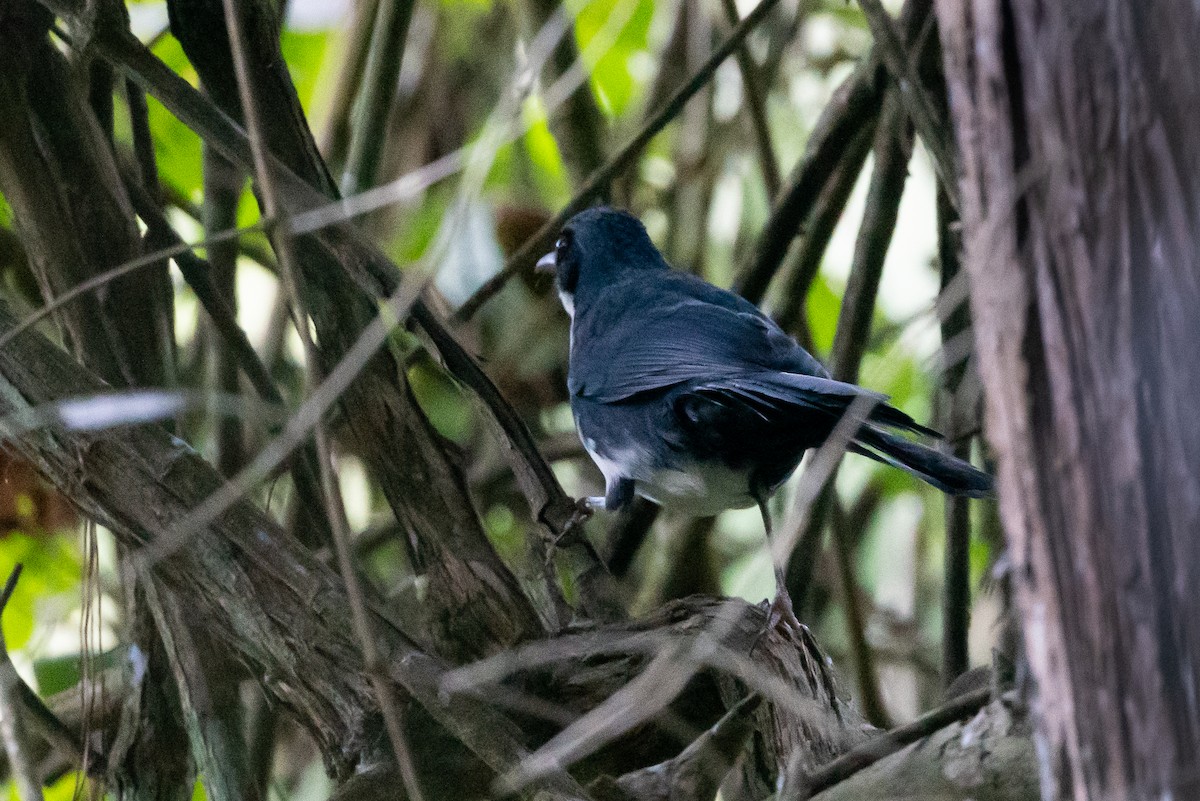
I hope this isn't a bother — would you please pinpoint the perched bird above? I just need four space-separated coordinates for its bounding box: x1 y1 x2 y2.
537 207 991 627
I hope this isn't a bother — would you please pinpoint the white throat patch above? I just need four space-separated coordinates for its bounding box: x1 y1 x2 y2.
557 288 575 318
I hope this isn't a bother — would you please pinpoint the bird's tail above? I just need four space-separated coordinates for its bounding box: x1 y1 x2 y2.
852 426 993 498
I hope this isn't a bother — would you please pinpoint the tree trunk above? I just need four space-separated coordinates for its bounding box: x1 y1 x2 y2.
936 2 1200 799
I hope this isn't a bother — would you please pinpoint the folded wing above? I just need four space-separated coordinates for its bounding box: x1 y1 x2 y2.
569 273 828 403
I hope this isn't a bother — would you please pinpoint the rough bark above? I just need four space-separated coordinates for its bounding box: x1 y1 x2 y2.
162 0 550 658
810 699 1037 801
936 1 1200 799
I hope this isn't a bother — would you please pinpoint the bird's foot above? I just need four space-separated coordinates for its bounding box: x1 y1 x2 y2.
553 497 597 548
752 581 807 654
766 586 804 634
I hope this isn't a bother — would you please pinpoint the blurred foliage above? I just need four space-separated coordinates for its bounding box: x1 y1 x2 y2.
0 533 79 654
572 0 656 115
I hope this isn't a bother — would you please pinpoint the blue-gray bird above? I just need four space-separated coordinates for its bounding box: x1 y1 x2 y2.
537 207 991 626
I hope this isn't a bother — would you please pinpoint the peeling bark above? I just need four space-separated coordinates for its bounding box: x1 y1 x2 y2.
937 1 1200 798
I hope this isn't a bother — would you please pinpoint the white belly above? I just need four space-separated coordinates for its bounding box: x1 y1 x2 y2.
582 436 756 516
638 462 757 516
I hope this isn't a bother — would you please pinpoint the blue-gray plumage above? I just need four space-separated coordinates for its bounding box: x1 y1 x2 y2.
537 207 992 626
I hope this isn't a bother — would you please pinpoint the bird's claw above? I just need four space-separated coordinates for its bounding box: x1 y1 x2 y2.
552 497 595 548
752 586 806 654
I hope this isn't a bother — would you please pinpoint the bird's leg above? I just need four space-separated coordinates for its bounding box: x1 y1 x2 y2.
559 478 635 546
605 477 635 512
556 496 595 546
757 495 805 635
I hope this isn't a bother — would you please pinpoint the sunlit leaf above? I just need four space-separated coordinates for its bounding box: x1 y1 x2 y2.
149 36 204 201
43 772 84 801
572 0 655 116
519 97 571 203
805 274 841 356
280 30 332 114
0 532 80 654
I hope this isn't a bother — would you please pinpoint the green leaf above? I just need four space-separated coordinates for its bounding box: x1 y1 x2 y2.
0 532 81 654
280 30 332 115
43 772 84 801
805 274 841 356
32 647 126 696
149 36 204 201
572 0 655 116
519 97 571 203
407 354 475 443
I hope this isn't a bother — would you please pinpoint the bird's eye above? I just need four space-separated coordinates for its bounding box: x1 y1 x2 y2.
555 233 579 292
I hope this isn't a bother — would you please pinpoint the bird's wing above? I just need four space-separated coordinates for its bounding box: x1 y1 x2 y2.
569 274 828 403
673 372 940 456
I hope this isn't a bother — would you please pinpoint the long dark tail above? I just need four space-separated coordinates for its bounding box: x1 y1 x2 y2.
853 425 993 498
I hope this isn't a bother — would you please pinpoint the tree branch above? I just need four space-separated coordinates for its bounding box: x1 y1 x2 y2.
787 687 991 800
718 0 781 199
736 0 935 305
0 296 589 801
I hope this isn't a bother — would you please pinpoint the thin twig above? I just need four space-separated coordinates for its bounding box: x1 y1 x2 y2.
718 0 781 199
782 487 832 612
772 121 877 340
220 0 425 796
829 501 890 729
126 79 160 196
340 0 416 194
0 566 18 612
784 686 991 799
942 437 972 685
606 497 661 578
774 396 878 571
828 91 913 384
856 0 958 209
202 145 247 479
937 184 972 685
453 0 791 323
735 56 883 305
317 0 380 167
123 175 278 403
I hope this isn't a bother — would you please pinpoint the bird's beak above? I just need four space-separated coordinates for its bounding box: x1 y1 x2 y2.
535 251 557 274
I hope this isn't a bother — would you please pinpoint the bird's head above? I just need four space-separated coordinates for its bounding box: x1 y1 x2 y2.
536 207 667 315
